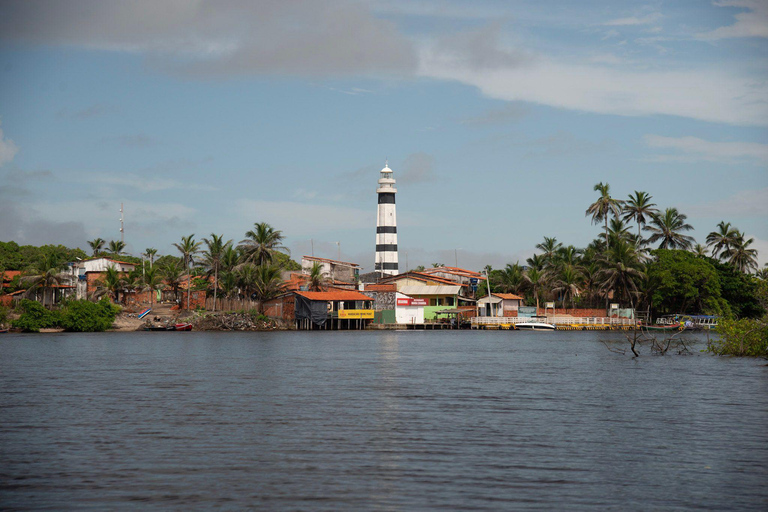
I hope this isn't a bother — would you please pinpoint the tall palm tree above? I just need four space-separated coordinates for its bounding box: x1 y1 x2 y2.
552 265 582 309
308 262 325 291
142 266 163 308
525 254 546 272
252 264 283 313
88 238 105 257
97 266 124 304
586 182 624 241
535 237 562 266
173 234 202 310
221 245 241 272
597 240 645 309
706 221 738 260
160 262 184 303
108 240 126 255
21 253 68 307
643 208 695 250
498 263 525 295
236 263 259 299
144 248 158 268
621 191 658 239
201 234 232 312
219 271 238 298
239 222 288 266
523 267 546 310
692 244 708 257
726 233 758 273
605 218 633 247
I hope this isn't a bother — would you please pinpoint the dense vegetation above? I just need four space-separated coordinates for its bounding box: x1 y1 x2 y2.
11 298 121 332
708 318 768 358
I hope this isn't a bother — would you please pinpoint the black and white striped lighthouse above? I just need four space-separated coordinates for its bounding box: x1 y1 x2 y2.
375 161 398 276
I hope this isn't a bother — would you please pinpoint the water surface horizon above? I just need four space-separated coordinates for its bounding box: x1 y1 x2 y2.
2 330 766 510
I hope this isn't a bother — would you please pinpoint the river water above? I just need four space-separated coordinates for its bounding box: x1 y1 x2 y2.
1 330 766 510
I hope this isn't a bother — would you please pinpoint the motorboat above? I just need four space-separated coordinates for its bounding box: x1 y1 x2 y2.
515 322 556 331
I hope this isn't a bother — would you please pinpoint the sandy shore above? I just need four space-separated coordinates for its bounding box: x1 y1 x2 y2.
111 314 147 332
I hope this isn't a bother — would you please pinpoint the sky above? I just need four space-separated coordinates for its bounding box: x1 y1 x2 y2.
0 0 766 272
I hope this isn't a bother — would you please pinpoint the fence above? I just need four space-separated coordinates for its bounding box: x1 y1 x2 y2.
471 316 636 328
205 297 260 311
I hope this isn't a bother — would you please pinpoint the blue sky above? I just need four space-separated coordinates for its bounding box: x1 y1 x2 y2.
0 0 766 271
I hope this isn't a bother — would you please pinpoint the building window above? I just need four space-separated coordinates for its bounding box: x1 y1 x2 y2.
430 298 437 306
446 297 455 306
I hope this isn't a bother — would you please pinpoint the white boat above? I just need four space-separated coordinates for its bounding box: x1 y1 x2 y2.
515 322 556 331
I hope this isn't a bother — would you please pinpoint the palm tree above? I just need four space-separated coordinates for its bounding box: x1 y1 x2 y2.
525 254 546 272
622 191 658 239
236 263 259 299
108 240 126 255
308 262 325 291
706 221 738 260
21 253 68 307
239 222 288 266
605 218 632 247
221 245 240 272
756 264 768 281
726 233 758 273
692 244 708 257
142 266 163 308
523 267 546 310
597 240 645 309
88 238 105 257
643 208 695 250
173 234 201 310
586 182 624 241
535 237 562 265
552 265 582 309
98 266 125 304
252 264 283 312
498 263 525 294
201 234 232 312
144 248 158 268
431 262 444 268
160 262 184 303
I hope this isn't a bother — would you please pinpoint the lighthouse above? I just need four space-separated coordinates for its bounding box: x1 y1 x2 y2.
375 161 399 276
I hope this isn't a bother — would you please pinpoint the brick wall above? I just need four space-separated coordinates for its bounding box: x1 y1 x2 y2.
180 290 206 309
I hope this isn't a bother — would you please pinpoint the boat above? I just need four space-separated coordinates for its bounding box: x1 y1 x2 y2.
0 328 9 334
515 322 556 331
172 323 193 331
640 322 684 332
143 325 170 331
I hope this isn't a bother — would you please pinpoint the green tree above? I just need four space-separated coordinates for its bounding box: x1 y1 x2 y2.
239 222 288 266
725 233 758 273
706 221 738 260
645 249 726 317
108 240 126 255
597 240 645 309
708 259 764 319
621 191 658 239
142 266 163 308
585 182 623 242
160 262 184 302
20 252 68 307
201 234 232 312
252 264 283 312
144 248 158 268
552 265 582 309
97 266 125 303
173 234 201 310
643 208 695 250
60 298 121 332
523 267 546 310
535 237 562 265
308 262 325 291
88 238 106 257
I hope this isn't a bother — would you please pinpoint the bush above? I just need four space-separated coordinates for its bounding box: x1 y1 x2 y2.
708 318 768 357
0 305 8 327
60 298 121 332
12 299 62 332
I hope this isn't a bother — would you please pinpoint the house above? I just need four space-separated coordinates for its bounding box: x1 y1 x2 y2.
395 292 426 325
70 257 137 300
301 256 361 283
293 290 374 330
360 283 397 324
477 293 525 317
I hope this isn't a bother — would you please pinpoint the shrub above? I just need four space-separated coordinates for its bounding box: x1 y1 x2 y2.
60 298 121 332
708 318 768 358
12 299 62 332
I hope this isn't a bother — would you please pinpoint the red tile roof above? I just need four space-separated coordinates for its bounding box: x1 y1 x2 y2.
295 290 373 302
1 270 22 281
364 284 396 292
494 293 524 300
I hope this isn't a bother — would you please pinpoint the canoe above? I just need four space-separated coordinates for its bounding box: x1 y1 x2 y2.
173 323 193 331
642 323 684 332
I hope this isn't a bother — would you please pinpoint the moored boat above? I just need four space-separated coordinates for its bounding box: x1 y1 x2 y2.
173 323 193 331
641 322 684 332
515 322 556 331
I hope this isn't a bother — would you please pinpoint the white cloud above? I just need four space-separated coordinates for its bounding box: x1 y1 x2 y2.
604 12 663 26
419 55 768 126
0 121 19 167
698 0 768 39
644 135 768 163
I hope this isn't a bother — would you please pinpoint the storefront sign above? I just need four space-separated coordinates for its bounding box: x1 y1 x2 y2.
338 309 374 319
397 298 428 306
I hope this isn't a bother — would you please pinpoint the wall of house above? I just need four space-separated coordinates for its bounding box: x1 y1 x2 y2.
263 296 295 321
360 290 395 311
180 290 206 309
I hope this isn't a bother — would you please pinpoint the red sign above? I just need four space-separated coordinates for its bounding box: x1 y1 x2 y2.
397 298 411 306
411 299 428 306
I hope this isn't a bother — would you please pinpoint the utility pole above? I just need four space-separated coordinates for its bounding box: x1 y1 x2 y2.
337 241 341 261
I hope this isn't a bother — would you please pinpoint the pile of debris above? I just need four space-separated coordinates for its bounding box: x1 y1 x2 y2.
193 312 280 331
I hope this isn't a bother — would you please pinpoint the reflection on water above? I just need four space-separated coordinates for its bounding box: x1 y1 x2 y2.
1 330 767 510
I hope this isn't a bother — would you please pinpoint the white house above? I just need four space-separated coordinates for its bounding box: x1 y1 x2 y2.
477 293 524 317
395 292 426 325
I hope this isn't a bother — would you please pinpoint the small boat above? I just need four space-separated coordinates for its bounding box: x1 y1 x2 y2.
173 323 193 331
0 328 9 334
641 322 684 332
138 308 152 320
144 325 170 331
515 322 556 331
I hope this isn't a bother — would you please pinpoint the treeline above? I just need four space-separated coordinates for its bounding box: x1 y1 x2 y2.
482 183 767 320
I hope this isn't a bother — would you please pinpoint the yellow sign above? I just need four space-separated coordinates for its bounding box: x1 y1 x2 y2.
338 309 374 319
